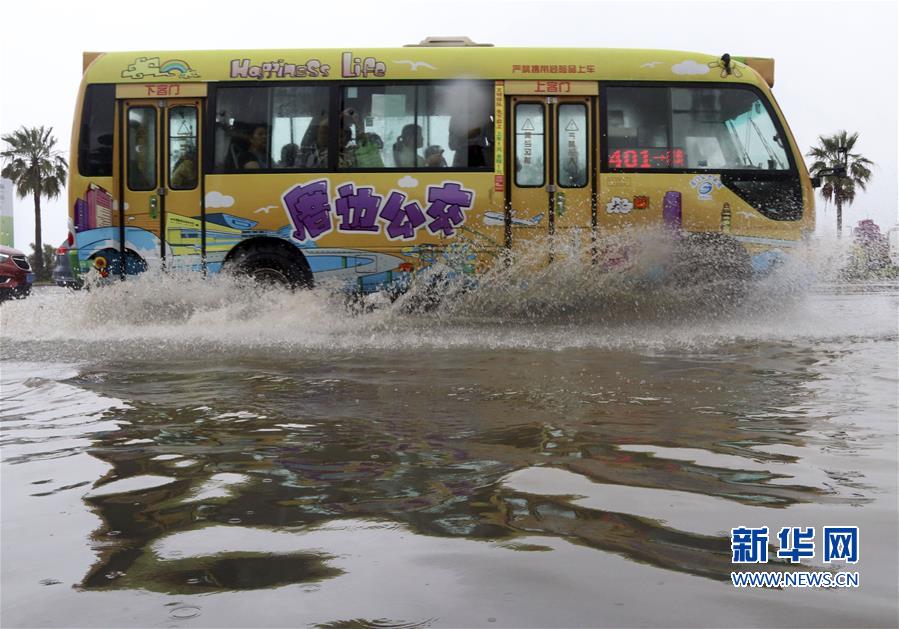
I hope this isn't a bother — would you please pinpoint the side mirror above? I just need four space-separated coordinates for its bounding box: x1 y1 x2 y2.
811 165 847 186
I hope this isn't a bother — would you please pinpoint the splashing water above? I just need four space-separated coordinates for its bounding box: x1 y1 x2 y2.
1 229 894 359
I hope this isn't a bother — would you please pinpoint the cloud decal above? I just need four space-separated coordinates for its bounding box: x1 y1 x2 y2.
672 60 710 75
606 197 633 214
205 191 235 208
398 176 418 188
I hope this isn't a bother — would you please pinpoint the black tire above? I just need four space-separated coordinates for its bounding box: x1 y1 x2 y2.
668 232 752 313
228 244 312 289
0 286 30 301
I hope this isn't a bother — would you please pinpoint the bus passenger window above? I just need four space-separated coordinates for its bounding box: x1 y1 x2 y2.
557 103 587 188
441 83 493 169
213 85 329 172
271 86 329 169
515 102 544 187
78 84 114 177
338 82 493 170
169 106 198 189
340 84 413 169
127 107 156 191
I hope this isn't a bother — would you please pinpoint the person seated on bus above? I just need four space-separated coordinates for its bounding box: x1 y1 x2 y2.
221 129 248 172
353 132 385 169
296 118 325 166
340 108 383 168
236 124 270 169
305 111 384 169
304 121 332 168
424 145 447 168
393 124 445 168
170 145 197 188
449 114 492 168
128 119 153 189
393 124 423 168
278 142 301 168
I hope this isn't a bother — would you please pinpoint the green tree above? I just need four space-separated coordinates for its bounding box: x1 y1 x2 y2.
806 130 874 236
1 126 68 278
27 243 57 282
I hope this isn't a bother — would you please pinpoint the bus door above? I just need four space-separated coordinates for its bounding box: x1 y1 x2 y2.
116 92 204 274
507 85 596 259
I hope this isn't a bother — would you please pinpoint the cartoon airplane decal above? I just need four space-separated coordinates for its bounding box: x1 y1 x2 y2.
482 211 545 227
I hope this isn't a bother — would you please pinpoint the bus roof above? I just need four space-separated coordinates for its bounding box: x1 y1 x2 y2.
82 46 775 88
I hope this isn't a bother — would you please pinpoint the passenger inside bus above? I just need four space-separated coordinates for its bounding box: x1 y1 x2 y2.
170 145 197 188
424 145 447 167
278 143 301 168
393 124 445 168
303 120 341 168
127 119 153 189
449 113 492 168
306 110 385 169
236 124 270 169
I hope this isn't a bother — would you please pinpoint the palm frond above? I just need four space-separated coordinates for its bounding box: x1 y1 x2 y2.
0 125 68 200
806 130 875 215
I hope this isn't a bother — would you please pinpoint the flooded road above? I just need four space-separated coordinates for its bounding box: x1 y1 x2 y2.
1 271 897 627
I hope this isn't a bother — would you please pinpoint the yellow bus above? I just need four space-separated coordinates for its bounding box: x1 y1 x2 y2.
62 37 816 291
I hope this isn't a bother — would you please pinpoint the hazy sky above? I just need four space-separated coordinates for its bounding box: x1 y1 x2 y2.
1 0 896 250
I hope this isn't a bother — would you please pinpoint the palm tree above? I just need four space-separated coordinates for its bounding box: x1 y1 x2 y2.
806 130 874 237
1 126 68 278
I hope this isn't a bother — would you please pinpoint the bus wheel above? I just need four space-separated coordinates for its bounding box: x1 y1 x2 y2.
669 232 752 312
230 245 312 290
90 249 147 279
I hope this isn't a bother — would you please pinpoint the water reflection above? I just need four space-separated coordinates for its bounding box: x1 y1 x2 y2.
70 342 869 593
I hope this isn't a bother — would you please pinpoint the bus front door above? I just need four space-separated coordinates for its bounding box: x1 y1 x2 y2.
508 94 596 259
118 98 203 275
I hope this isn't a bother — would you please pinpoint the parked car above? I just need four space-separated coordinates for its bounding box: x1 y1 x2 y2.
52 241 81 288
0 245 34 300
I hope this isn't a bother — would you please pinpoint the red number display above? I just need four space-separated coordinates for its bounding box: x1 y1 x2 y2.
623 150 638 168
607 148 686 169
608 150 622 168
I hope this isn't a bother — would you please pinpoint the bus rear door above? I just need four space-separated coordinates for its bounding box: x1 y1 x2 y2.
115 85 205 274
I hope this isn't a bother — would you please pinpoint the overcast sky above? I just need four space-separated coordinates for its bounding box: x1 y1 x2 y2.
1 0 896 250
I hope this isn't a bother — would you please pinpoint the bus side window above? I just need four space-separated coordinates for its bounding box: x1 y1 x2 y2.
169 106 198 189
213 85 329 172
127 107 156 191
514 102 544 187
338 82 493 170
79 84 115 177
437 82 493 169
271 86 329 169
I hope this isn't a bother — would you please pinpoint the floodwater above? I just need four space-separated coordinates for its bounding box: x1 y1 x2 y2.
1 240 898 628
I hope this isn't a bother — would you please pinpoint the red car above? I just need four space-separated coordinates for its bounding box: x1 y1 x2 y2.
0 245 34 300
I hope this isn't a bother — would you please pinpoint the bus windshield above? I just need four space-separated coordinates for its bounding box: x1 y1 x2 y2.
606 85 791 171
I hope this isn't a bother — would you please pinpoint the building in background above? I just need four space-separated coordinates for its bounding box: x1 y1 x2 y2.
888 225 899 267
0 178 14 247
842 219 899 279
